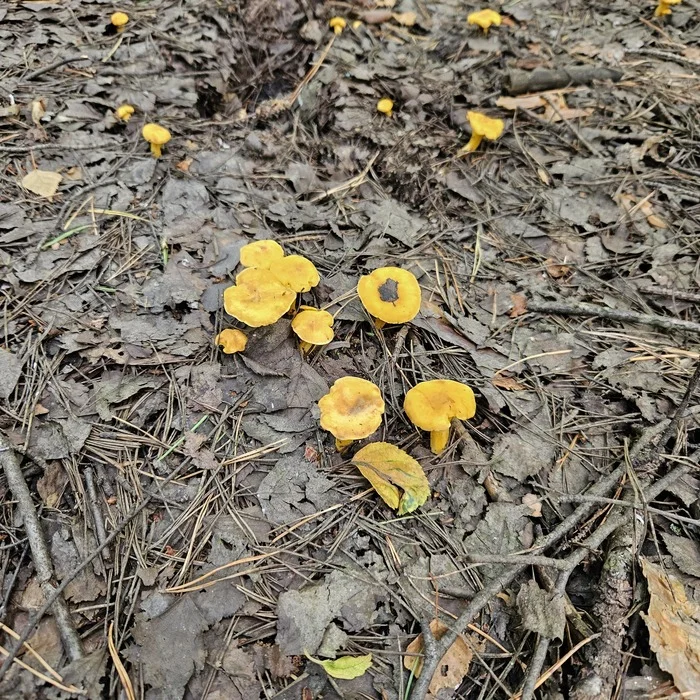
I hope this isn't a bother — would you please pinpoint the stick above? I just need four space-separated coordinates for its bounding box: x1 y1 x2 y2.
527 299 700 334
638 286 700 304
506 66 623 95
23 56 91 81
0 433 83 662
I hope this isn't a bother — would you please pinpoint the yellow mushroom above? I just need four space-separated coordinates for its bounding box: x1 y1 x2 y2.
460 111 504 154
239 239 285 269
115 104 135 122
215 329 247 354
223 268 295 327
329 16 347 34
142 123 171 158
377 98 394 117
291 307 334 354
269 254 320 293
467 9 502 33
111 11 129 33
404 379 476 454
357 267 421 327
654 0 681 15
318 377 385 451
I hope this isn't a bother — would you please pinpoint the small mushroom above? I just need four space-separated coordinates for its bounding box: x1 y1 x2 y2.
377 98 394 117
239 239 285 269
215 329 247 354
467 9 502 33
223 268 296 327
329 16 347 34
403 379 476 454
318 377 385 451
111 11 129 33
291 307 334 354
460 111 504 154
142 123 171 158
115 104 135 122
357 267 421 327
654 0 681 15
270 255 320 293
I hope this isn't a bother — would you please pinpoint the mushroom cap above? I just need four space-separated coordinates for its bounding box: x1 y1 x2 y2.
215 328 247 354
224 268 295 327
142 123 171 146
319 377 385 441
240 239 285 269
377 98 394 115
329 16 347 32
404 379 476 432
270 254 320 292
466 111 504 141
291 307 334 345
357 267 421 324
111 11 129 27
115 104 134 121
467 9 502 29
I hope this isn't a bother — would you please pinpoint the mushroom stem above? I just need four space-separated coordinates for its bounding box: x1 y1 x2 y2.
299 341 314 355
461 133 483 154
335 438 354 452
150 143 162 158
373 318 386 330
430 429 450 454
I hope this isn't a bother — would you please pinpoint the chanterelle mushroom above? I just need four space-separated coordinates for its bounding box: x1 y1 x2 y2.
377 98 394 117
215 329 247 354
111 11 129 32
291 307 334 354
318 376 385 451
655 0 681 16
467 9 502 32
269 254 320 293
223 268 295 327
115 104 134 122
329 16 347 34
239 239 285 269
357 267 421 326
142 123 171 158
460 111 504 154
404 379 476 454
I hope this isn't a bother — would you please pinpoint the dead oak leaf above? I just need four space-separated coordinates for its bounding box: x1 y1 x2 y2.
641 558 700 694
403 620 478 695
509 293 527 318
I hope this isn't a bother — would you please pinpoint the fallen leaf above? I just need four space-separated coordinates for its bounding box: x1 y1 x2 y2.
496 95 546 111
404 620 476 694
544 258 571 279
522 493 542 517
22 169 62 199
491 376 526 391
509 293 527 318
306 653 372 680
31 98 46 125
362 9 393 24
352 442 430 515
641 558 700 694
176 157 193 173
392 11 417 26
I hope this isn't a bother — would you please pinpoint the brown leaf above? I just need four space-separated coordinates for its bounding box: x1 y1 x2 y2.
496 95 545 111
544 258 571 279
509 293 527 318
491 375 526 391
403 620 476 695
362 9 393 24
641 558 700 694
22 169 62 199
31 98 46 126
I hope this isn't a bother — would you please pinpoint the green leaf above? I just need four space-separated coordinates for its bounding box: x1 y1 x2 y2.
305 653 372 679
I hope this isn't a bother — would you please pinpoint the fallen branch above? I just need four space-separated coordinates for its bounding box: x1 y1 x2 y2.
527 299 700 334
0 433 83 662
506 66 623 95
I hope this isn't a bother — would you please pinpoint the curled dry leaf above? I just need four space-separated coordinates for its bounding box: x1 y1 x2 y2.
641 558 700 694
404 620 477 694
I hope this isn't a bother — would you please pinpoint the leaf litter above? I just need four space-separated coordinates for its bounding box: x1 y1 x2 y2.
1 0 700 698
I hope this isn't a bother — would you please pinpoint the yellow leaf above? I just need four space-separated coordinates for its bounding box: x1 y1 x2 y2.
352 442 430 515
641 559 700 694
22 169 62 199
306 653 372 679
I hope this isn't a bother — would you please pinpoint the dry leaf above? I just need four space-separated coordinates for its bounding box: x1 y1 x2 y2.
306 653 372 679
392 11 417 26
522 493 542 517
509 293 527 318
641 558 700 694
491 376 526 391
362 9 393 24
404 620 476 695
176 157 193 173
544 258 571 279
31 98 46 126
0 104 20 118
496 95 546 111
22 169 62 199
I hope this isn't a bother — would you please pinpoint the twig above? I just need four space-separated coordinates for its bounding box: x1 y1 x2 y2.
506 66 623 95
84 467 110 561
23 56 91 81
638 286 700 304
0 433 83 662
527 299 700 334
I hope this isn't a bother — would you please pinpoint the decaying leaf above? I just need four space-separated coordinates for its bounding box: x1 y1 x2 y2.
496 95 546 111
22 169 62 199
491 375 526 391
641 558 700 694
306 653 372 679
404 620 476 694
509 293 527 318
392 11 417 26
352 442 430 515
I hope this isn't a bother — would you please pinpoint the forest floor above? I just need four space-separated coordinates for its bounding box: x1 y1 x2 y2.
1 0 700 698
